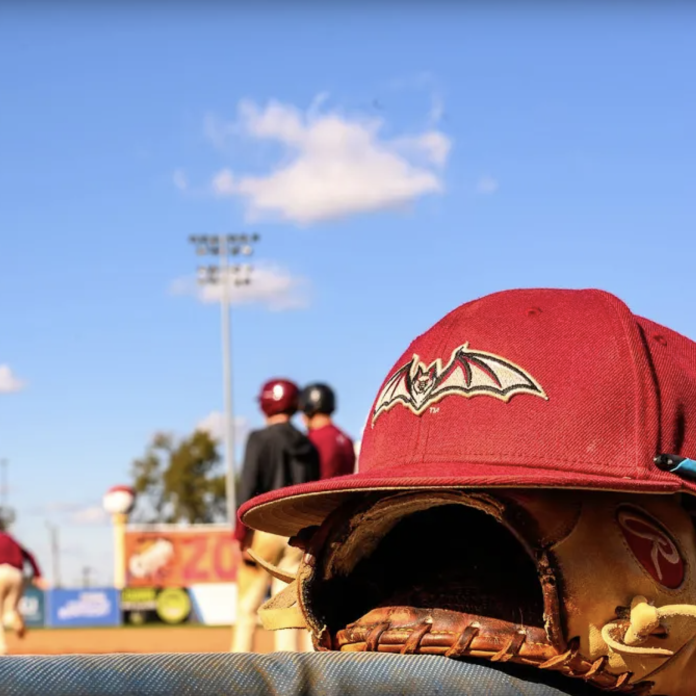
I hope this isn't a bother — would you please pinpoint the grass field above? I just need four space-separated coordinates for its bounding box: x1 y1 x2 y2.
5 625 276 655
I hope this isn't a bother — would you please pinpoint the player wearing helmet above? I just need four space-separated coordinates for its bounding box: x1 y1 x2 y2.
298 383 356 479
231 378 319 654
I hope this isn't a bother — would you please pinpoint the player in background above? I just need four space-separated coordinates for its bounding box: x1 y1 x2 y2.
231 378 320 653
0 521 48 654
298 383 356 479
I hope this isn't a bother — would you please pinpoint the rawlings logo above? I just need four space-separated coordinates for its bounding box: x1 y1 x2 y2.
617 507 684 589
372 342 547 425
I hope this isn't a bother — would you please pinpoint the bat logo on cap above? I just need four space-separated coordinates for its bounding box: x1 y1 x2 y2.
372 342 547 425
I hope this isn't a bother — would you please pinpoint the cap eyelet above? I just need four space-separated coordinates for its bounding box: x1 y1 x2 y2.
653 334 667 346
526 307 542 317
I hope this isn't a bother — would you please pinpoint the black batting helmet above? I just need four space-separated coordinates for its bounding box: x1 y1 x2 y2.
299 383 336 416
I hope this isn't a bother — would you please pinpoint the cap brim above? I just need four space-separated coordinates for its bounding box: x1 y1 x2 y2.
239 461 692 537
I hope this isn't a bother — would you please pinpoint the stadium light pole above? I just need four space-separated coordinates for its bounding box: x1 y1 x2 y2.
188 234 260 526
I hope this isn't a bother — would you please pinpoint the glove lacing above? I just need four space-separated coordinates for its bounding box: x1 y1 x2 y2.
601 595 696 657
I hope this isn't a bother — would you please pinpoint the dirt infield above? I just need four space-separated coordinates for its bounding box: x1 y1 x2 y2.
6 626 276 655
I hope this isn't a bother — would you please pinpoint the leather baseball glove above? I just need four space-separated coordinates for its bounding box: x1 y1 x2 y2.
253 489 696 696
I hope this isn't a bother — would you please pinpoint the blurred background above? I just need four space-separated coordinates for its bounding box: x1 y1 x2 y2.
0 2 694 653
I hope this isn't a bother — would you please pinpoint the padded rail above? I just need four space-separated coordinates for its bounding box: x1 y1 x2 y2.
0 652 603 696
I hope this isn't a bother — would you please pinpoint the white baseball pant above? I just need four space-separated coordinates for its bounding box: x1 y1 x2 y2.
231 531 313 653
0 564 25 655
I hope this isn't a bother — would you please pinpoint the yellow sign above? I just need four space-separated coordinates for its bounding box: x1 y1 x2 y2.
155 588 191 624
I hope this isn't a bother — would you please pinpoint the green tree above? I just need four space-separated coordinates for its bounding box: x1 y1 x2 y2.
130 429 227 524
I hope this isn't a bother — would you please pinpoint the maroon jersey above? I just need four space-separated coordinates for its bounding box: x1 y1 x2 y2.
0 532 42 577
309 424 356 480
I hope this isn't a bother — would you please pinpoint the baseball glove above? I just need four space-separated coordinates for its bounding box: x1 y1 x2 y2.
253 489 696 696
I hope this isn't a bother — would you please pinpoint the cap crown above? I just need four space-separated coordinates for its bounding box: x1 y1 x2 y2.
360 288 696 489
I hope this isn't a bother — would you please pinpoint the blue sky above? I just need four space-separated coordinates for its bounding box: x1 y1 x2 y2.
0 5 694 586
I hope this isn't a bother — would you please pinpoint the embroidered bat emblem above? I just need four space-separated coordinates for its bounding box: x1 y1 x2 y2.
372 342 547 424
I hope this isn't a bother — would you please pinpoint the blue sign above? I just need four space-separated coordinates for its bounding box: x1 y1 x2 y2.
47 588 121 628
19 587 45 627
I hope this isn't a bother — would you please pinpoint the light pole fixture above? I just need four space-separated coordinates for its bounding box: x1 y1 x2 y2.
103 485 136 590
188 233 261 527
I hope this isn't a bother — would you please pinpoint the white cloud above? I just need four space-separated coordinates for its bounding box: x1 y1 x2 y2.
392 131 450 167
196 412 250 444
476 175 499 195
169 261 310 311
31 501 110 526
0 365 25 393
70 505 109 526
38 502 84 515
173 168 188 191
207 96 452 225
211 169 235 195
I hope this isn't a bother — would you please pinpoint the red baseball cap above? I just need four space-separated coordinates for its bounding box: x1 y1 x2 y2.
240 288 696 537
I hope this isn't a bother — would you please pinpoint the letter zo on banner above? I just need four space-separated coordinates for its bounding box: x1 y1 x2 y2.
123 527 238 588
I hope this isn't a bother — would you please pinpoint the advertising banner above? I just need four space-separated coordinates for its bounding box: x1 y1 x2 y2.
47 588 121 628
121 586 193 626
19 587 45 628
188 583 237 626
123 526 238 588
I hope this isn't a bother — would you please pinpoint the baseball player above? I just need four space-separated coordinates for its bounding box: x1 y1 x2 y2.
231 378 320 653
236 288 696 696
0 522 48 654
298 383 356 479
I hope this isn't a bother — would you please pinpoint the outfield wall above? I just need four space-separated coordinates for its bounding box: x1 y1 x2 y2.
20 584 238 629
19 524 243 629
